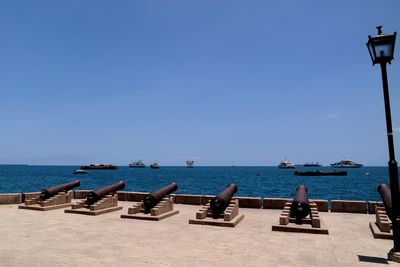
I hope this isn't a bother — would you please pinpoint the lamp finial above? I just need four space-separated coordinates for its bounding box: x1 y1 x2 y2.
377 26 383 35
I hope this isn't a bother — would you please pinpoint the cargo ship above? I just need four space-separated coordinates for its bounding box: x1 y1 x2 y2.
80 164 117 170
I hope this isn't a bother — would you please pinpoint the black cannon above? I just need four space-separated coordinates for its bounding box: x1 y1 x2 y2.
40 180 80 201
290 185 311 224
378 184 395 221
143 182 178 213
86 181 125 205
210 183 238 217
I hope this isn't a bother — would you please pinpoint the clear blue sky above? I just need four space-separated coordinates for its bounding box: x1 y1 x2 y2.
0 1 399 166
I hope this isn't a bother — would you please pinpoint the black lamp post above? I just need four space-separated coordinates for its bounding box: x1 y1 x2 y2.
367 26 399 262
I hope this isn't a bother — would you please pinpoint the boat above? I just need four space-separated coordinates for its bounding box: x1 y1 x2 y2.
303 162 322 167
80 164 117 170
129 160 146 168
278 160 295 169
73 169 88 174
150 162 160 169
294 170 347 176
330 159 363 168
186 160 194 168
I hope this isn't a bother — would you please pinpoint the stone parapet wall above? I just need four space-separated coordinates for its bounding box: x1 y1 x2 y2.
0 193 22 204
331 200 368 214
0 190 384 214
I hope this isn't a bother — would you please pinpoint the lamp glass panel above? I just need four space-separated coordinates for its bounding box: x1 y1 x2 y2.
374 41 393 59
367 40 376 61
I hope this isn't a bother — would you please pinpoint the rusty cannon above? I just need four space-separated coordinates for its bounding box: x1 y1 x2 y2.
143 182 178 213
210 183 238 217
86 181 125 205
290 185 311 224
378 183 395 221
40 180 80 201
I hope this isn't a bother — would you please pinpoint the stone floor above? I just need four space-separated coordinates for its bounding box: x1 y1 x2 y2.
0 202 397 266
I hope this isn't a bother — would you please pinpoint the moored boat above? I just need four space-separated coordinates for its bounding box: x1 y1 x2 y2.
150 162 160 169
294 170 347 176
129 160 146 168
278 160 295 169
330 160 363 168
80 164 117 170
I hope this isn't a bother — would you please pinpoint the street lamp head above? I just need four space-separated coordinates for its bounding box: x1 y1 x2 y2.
367 26 396 65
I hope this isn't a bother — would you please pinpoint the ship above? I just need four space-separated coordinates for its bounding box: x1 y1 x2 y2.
303 162 322 167
278 160 295 169
129 160 146 168
150 162 160 169
80 164 117 170
186 160 194 168
330 159 363 168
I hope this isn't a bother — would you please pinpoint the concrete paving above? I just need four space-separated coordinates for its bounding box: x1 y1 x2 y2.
0 202 397 266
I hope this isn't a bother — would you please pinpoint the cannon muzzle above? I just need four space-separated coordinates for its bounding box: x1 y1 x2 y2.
378 184 394 221
40 180 80 201
86 181 125 205
143 182 178 213
210 183 238 217
290 185 310 224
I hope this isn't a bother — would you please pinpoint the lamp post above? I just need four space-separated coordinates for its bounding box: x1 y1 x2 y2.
367 26 399 262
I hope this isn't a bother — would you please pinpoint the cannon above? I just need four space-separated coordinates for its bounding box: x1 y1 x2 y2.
378 184 395 221
40 180 80 201
210 183 238 217
143 182 178 213
86 181 125 205
290 185 311 224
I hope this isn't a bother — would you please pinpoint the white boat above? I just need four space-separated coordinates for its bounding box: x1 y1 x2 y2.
150 162 160 169
278 160 295 169
330 159 363 168
186 160 194 168
129 160 146 168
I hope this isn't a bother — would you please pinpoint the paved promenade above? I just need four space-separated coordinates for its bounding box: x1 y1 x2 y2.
0 202 397 266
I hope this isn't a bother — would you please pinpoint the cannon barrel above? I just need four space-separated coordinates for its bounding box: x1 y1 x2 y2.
40 180 80 200
210 183 238 216
378 184 394 221
86 181 125 205
143 182 178 213
290 185 310 224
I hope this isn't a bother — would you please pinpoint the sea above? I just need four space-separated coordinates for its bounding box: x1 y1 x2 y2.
0 165 391 201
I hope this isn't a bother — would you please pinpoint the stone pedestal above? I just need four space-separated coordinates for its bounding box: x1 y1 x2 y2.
18 191 73 211
189 199 244 227
65 194 122 216
272 201 328 234
121 196 179 221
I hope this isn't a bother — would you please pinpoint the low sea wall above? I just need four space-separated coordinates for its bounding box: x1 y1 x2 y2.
0 191 382 214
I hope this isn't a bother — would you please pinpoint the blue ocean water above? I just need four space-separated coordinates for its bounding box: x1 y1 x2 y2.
0 165 391 201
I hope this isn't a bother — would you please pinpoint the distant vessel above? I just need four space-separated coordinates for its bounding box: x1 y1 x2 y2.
73 169 88 174
330 160 363 168
294 170 347 176
278 160 295 169
303 162 322 167
80 164 117 170
186 160 194 168
129 160 146 168
150 162 160 169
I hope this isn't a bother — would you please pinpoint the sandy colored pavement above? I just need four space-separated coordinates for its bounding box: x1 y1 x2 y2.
0 202 397 267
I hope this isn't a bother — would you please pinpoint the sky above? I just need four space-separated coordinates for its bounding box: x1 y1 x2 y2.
0 1 399 166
